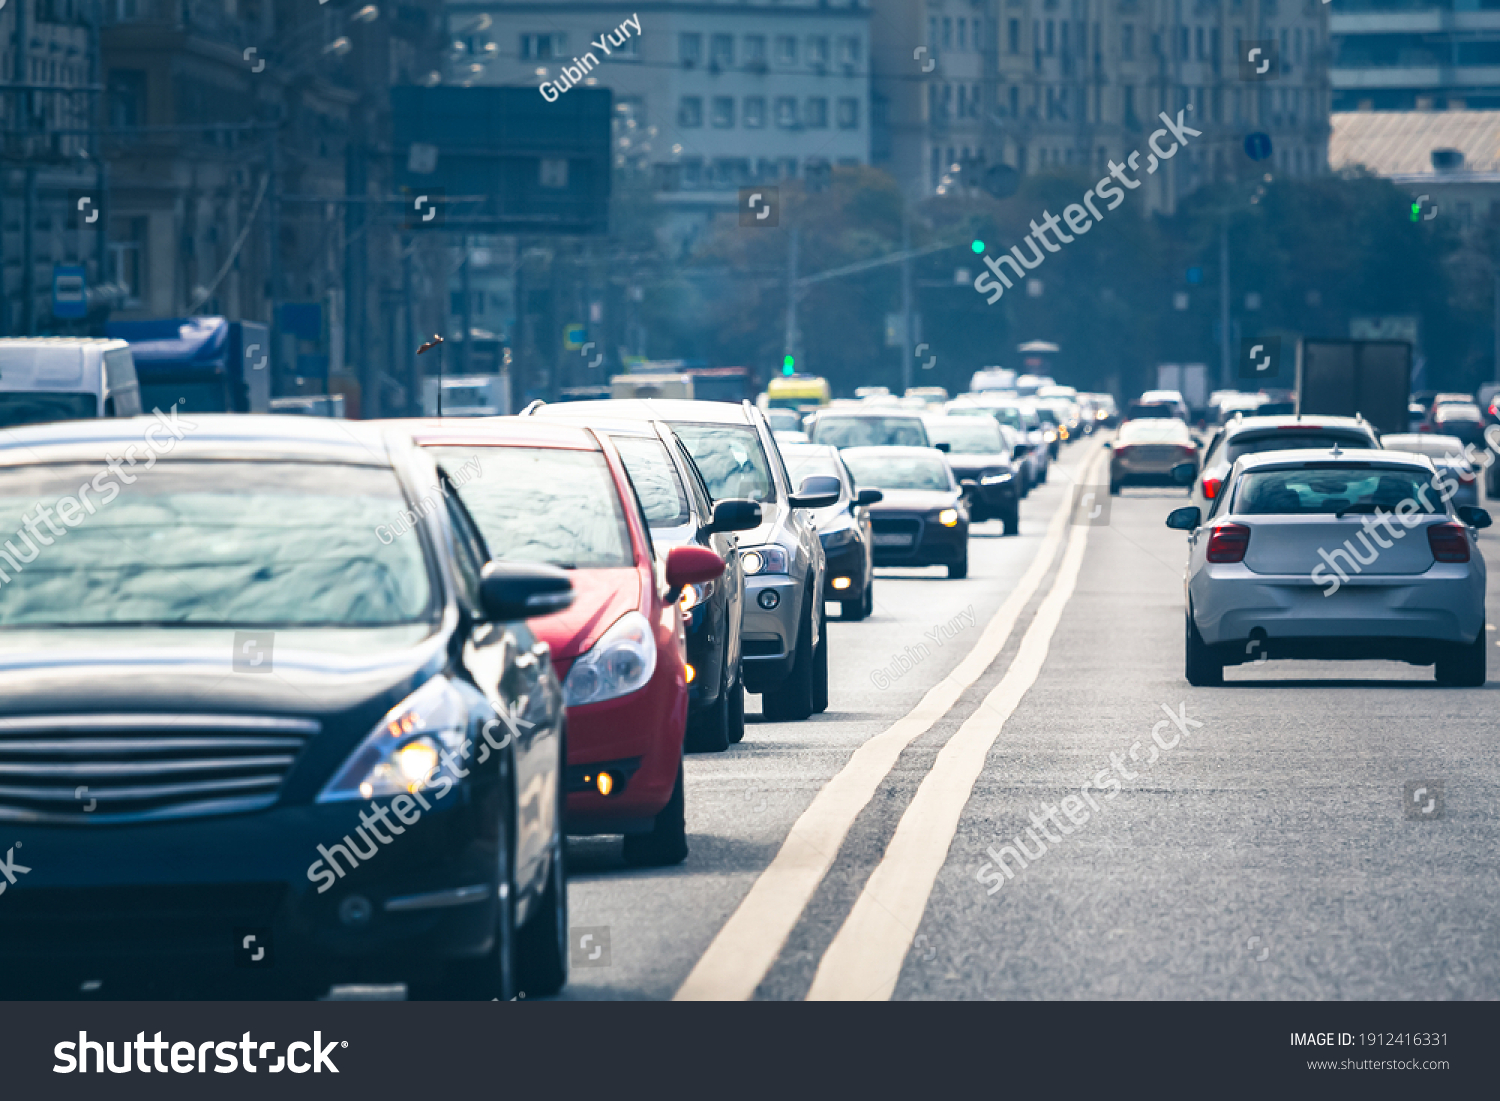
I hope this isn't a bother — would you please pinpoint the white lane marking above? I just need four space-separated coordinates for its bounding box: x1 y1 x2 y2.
674 444 1102 1001
805 466 1098 1001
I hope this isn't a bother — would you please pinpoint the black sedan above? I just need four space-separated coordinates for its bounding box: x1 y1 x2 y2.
923 415 1021 534
530 414 761 753
839 446 971 579
0 416 571 1000
781 443 882 619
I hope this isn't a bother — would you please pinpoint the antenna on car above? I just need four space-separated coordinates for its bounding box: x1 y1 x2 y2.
1331 441 1344 457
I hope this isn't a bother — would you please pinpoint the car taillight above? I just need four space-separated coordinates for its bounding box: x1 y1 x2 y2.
1177 445 1197 457
1205 523 1251 563
1202 476 1222 499
1113 444 1132 458
1428 522 1471 563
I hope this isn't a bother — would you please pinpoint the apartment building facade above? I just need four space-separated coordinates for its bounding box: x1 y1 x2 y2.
1332 0 1500 112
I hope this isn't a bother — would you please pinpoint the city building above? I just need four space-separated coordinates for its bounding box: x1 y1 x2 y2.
1332 0 1500 113
873 0 1333 212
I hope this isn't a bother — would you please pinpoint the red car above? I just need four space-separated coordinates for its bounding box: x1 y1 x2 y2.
404 419 724 867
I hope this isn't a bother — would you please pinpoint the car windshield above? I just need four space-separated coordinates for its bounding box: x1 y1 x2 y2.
841 452 951 492
426 445 633 568
926 420 1003 453
0 461 433 627
0 392 98 429
610 436 691 528
811 416 930 449
667 422 775 503
1224 431 1374 463
1119 420 1192 443
1234 466 1442 515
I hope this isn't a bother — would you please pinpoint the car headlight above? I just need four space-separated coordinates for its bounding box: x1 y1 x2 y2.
679 579 715 613
820 525 858 549
741 545 789 575
937 508 960 527
318 676 469 803
563 610 658 707
980 471 1013 485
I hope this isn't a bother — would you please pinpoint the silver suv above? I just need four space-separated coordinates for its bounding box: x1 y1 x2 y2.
528 398 836 721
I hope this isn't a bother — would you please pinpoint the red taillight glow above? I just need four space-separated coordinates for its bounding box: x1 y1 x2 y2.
1205 523 1251 563
1113 444 1132 458
1177 445 1197 458
1202 476 1222 500
1428 522 1471 563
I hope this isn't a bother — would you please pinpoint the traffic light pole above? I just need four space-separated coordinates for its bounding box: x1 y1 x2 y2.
901 200 913 395
783 227 799 369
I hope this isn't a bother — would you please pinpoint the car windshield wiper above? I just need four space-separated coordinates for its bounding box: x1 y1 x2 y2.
1334 501 1386 518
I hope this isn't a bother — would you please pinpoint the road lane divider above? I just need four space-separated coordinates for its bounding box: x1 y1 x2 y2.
674 443 1103 1001
804 451 1104 1001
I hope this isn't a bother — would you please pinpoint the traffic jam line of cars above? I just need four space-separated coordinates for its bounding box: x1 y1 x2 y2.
0 380 1104 1000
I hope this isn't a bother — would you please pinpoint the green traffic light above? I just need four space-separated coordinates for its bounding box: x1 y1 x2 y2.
782 355 795 376
972 240 985 254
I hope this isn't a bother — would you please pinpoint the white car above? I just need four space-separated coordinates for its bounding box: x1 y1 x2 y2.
1166 449 1490 687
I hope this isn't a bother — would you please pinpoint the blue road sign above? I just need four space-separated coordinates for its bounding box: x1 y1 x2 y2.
52 265 87 319
1244 132 1273 162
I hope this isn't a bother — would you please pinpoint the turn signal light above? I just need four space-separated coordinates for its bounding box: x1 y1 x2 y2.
1428 522 1471 563
1205 523 1251 563
832 576 852 590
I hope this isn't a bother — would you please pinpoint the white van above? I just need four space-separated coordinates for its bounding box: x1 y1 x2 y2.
0 337 143 428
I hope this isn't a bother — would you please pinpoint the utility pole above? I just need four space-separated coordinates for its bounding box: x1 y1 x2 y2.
460 237 474 377
1219 220 1232 390
783 227 799 368
266 109 281 393
403 237 418 414
900 200 913 395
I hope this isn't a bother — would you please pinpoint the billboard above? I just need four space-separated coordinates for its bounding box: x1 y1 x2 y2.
391 86 611 235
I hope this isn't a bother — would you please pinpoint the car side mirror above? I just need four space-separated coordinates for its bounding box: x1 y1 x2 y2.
934 441 951 453
479 561 574 621
1170 461 1198 486
707 498 762 533
1012 444 1029 461
1457 505 1492 530
1165 506 1201 531
856 487 883 507
665 544 727 592
790 474 840 509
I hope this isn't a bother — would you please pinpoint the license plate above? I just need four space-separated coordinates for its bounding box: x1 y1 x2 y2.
874 533 914 547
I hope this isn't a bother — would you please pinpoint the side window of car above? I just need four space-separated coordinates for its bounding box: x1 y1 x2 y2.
441 474 489 608
762 421 794 496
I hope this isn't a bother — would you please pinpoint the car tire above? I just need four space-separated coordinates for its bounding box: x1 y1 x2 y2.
1184 614 1223 687
861 577 874 618
726 668 745 744
761 594 815 722
1001 502 1020 536
841 593 866 620
622 761 688 867
684 675 732 754
407 812 517 1000
515 837 568 997
1435 631 1486 687
1109 479 1122 496
812 613 829 713
947 552 969 580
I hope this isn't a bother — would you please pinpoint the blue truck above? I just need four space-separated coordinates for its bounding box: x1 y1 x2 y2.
104 317 271 415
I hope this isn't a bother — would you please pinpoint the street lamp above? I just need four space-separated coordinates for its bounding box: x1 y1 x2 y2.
417 333 444 415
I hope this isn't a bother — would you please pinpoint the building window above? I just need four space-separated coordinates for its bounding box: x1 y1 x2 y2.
1121 24 1134 60
681 158 703 189
808 36 829 65
929 17 938 48
958 18 966 49
745 35 767 64
744 96 766 128
1009 85 1019 117
837 97 859 129
680 33 702 66
520 32 567 60
679 96 703 127
711 96 735 128
778 157 798 179
958 85 967 118
805 97 828 128
1123 84 1135 123
838 35 861 64
1008 19 1020 54
1196 26 1204 60
942 17 952 48
775 96 798 127
711 34 734 67
108 216 147 306
775 35 797 65
1046 21 1055 55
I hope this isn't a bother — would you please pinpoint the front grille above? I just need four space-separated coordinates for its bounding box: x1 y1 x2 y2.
0 714 320 825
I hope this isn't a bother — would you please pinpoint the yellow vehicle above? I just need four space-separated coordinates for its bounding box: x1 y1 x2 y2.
761 374 831 412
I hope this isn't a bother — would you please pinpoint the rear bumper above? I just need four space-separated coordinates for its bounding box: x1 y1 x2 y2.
871 515 968 567
1191 563 1485 649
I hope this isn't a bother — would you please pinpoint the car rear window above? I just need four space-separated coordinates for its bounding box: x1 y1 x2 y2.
611 436 691 528
810 416 930 449
1119 420 1192 443
0 461 434 627
1234 467 1443 516
426 445 633 568
925 419 1003 453
841 452 951 492
784 452 842 485
1224 430 1375 464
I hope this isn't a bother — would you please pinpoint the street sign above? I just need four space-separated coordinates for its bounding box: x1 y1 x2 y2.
52 265 86 319
563 324 586 350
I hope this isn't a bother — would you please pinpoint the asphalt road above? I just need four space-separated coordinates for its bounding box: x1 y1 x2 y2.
546 433 1500 1002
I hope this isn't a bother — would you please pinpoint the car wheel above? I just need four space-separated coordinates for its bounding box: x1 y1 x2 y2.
812 612 829 713
622 761 688 867
1109 480 1121 496
1184 614 1223 687
947 552 969 580
1001 502 1020 536
1435 631 1486 687
514 722 568 997
841 594 866 620
407 813 517 1000
761 594 815 722
684 673 732 754
726 667 745 743
861 576 874 618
